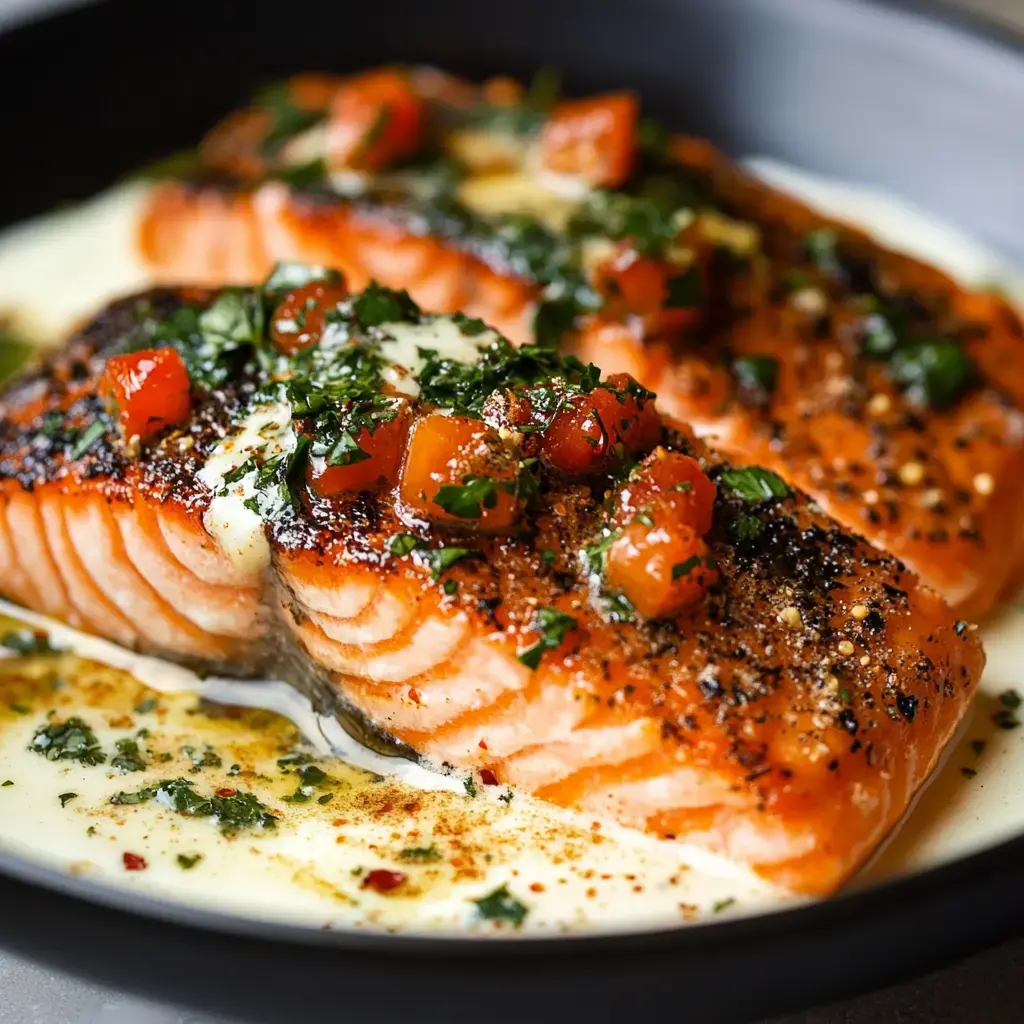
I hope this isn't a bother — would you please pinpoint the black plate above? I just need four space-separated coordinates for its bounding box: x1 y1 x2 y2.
1 1 1024 1021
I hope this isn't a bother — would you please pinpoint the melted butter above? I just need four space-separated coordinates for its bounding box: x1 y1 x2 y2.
376 317 500 398
0 603 780 933
195 401 295 574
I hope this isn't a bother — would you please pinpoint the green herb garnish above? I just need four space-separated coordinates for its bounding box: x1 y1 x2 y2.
111 737 147 773
399 845 442 862
110 778 276 835
30 717 105 766
518 607 577 670
472 884 529 927
58 792 78 808
720 466 790 502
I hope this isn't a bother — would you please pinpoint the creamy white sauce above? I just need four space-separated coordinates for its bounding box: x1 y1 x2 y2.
0 183 150 343
0 601 778 934
195 401 296 574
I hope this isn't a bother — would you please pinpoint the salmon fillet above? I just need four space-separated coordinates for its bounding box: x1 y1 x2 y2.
0 273 983 895
135 68 1024 619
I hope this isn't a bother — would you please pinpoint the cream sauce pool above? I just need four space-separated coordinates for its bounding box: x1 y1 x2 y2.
0 162 1022 932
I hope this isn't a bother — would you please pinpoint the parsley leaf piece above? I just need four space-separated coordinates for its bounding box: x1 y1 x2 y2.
1 629 60 655
58 792 78 808
262 261 341 300
720 466 790 502
254 81 328 157
889 340 973 409
734 513 763 542
30 717 105 766
111 737 147 773
583 529 622 575
665 266 704 308
472 884 529 927
518 607 577 671
399 845 442 862
198 289 264 352
389 534 421 557
732 354 778 395
352 282 421 327
177 853 203 870
416 547 477 582
69 419 106 460
672 555 705 579
433 476 501 519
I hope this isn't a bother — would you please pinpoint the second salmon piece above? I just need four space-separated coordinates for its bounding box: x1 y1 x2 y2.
136 67 1024 618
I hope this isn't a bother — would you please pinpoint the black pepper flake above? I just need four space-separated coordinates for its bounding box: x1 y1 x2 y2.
960 767 977 779
970 739 986 756
896 693 918 723
837 709 859 735
863 610 885 633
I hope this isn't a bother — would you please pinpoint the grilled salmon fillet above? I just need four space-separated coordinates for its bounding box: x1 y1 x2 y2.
135 67 1024 619
0 269 983 894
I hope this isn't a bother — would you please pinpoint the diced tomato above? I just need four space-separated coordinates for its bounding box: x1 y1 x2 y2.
270 280 349 355
326 69 425 172
99 348 192 444
122 852 148 871
614 448 717 535
538 92 638 188
399 413 520 531
534 374 662 476
596 245 669 317
595 244 706 334
361 869 406 894
605 516 718 620
307 405 412 495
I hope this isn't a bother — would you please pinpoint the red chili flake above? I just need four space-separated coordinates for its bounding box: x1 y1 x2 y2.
407 688 422 705
361 869 406 894
478 739 489 750
216 788 237 798
480 768 499 786
122 852 148 871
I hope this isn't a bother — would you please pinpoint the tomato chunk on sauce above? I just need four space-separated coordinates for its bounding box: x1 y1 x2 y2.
538 92 638 188
534 374 662 476
270 280 349 355
399 413 520 531
99 348 192 443
307 405 412 495
326 69 424 171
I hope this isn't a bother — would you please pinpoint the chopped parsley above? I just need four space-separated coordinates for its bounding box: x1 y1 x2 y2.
111 737 147 773
352 282 420 327
732 354 778 396
712 896 736 914
733 513 763 542
672 554 711 579
389 534 420 557
176 853 203 870
399 845 442 862
182 745 223 773
30 717 105 766
472 884 529 927
416 546 477 582
719 466 789 502
433 476 506 518
1 629 61 655
518 607 577 670
254 81 328 158
110 778 277 835
134 697 158 714
58 792 78 808
68 419 107 460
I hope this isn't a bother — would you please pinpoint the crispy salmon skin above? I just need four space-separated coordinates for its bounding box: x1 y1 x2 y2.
0 269 983 895
136 67 1024 618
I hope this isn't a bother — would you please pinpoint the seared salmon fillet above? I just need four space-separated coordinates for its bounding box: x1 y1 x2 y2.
0 268 983 894
135 67 1024 618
